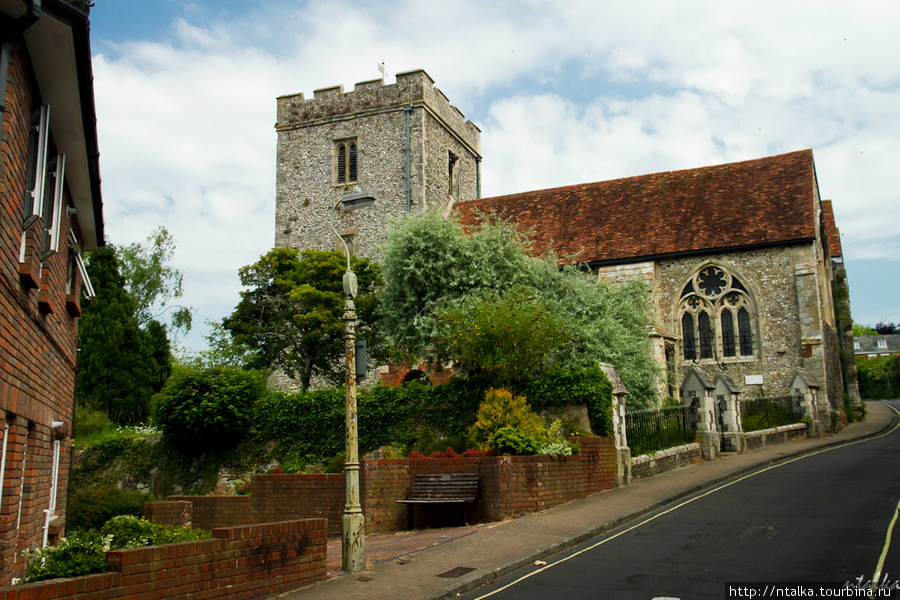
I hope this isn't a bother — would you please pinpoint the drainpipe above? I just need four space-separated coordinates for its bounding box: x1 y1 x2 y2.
404 105 412 213
476 156 482 199
0 422 9 516
42 426 62 548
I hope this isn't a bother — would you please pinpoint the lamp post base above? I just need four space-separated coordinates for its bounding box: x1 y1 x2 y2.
341 512 366 572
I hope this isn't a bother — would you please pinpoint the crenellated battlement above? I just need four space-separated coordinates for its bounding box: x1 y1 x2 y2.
276 69 480 153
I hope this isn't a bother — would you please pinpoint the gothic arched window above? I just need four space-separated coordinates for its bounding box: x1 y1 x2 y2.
678 265 757 362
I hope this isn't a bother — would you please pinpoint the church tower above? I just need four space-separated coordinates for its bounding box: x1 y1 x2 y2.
274 69 482 261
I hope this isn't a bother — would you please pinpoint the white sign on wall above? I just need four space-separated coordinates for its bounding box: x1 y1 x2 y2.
745 375 764 385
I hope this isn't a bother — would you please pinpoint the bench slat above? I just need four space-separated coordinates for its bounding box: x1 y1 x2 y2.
398 473 480 504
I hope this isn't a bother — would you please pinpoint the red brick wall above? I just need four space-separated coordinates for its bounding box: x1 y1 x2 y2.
478 438 617 521
152 438 618 535
0 519 328 600
362 460 411 532
1 36 90 584
169 496 252 532
251 475 344 535
144 501 193 528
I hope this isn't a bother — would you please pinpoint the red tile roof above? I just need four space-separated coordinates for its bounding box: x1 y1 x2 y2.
455 150 819 265
820 200 843 258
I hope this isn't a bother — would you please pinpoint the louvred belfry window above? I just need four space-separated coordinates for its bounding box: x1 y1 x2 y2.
335 140 358 184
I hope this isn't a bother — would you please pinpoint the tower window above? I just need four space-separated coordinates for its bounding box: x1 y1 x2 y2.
335 140 358 184
448 151 460 199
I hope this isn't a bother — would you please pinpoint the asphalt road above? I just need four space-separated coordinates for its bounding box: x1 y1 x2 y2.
463 401 900 600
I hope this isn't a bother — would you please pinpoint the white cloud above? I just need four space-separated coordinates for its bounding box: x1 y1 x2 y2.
90 0 900 349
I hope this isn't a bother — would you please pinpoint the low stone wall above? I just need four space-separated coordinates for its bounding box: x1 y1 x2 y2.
744 423 808 450
631 443 703 479
149 437 618 534
0 519 327 600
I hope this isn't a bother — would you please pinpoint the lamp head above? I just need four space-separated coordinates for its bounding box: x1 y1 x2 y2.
340 187 376 212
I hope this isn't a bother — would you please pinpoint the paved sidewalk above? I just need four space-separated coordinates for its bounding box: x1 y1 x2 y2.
278 402 896 600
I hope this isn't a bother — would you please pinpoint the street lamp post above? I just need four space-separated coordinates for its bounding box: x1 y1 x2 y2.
330 188 375 573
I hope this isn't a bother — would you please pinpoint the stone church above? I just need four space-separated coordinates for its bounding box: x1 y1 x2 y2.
274 69 858 415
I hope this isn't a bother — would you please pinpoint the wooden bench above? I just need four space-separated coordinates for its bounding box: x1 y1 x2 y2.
397 473 480 527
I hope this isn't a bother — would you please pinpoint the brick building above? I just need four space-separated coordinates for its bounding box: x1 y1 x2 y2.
275 71 858 413
0 0 103 584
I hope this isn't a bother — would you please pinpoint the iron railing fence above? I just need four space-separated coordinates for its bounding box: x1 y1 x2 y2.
740 395 804 432
625 405 695 457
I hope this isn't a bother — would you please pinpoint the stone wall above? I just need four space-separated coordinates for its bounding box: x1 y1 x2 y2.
274 70 481 263
598 243 840 408
0 519 328 600
743 423 808 450
631 443 703 479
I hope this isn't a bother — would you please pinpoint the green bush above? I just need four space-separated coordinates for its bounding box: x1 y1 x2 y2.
74 407 115 438
488 427 541 456
23 531 108 583
468 388 545 450
153 367 265 448
250 365 613 467
23 517 210 582
100 515 209 549
68 487 149 532
856 355 900 399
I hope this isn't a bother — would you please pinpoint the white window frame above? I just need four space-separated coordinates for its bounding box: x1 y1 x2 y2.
877 339 888 349
41 154 66 258
69 230 96 299
25 106 51 224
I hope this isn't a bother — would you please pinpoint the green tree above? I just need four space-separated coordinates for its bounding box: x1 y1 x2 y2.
433 289 571 385
853 323 877 336
379 211 659 407
179 320 259 370
118 226 193 335
76 246 171 424
223 248 384 390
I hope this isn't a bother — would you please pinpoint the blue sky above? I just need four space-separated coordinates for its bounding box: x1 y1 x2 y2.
87 0 900 351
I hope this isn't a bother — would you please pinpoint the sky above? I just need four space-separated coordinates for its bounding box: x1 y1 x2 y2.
87 0 900 352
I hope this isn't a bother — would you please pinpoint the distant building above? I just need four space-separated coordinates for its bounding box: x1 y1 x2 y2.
0 0 104 584
854 335 900 359
275 71 859 418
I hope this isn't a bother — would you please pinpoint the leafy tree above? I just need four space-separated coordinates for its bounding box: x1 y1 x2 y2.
853 323 877 336
433 289 571 384
153 367 265 449
179 320 259 370
223 248 384 391
378 210 532 358
118 226 193 335
76 246 171 424
874 321 900 335
379 211 659 407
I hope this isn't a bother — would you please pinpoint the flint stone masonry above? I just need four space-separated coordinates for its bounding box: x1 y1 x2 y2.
598 242 839 407
275 69 481 263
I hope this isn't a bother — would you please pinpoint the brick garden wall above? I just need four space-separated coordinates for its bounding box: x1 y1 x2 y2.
0 519 327 600
150 438 619 535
